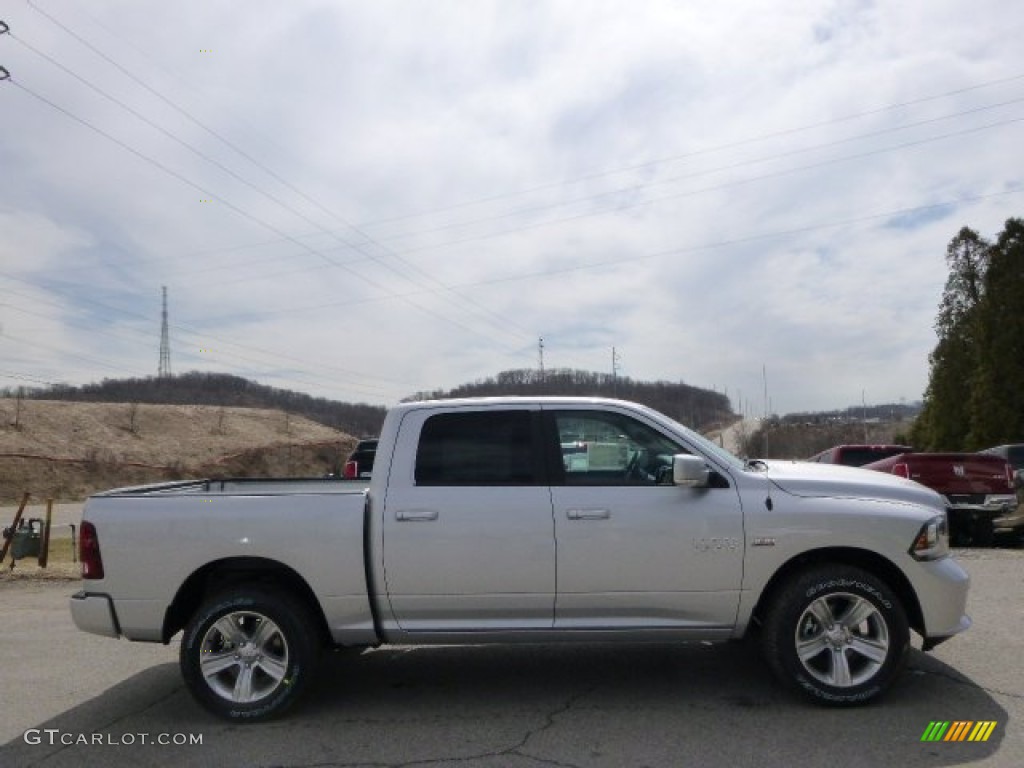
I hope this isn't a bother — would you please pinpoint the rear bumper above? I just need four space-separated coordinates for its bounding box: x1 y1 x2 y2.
70 591 121 638
993 503 1024 533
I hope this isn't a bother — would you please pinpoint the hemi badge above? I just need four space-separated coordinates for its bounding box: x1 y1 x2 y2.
752 537 776 547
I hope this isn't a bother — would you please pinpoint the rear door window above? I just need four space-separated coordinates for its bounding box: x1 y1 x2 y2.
415 411 542 485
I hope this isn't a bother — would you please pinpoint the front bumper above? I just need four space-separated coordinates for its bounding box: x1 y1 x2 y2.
70 591 121 638
913 556 972 646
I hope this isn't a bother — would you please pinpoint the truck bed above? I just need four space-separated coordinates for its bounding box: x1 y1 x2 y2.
92 477 369 497
78 477 375 645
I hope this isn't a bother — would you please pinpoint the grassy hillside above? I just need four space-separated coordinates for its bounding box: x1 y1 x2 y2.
0 398 355 502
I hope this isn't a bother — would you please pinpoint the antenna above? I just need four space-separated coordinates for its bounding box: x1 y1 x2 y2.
158 285 171 378
538 337 545 379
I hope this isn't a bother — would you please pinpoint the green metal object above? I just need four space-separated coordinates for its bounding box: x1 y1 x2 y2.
11 519 42 560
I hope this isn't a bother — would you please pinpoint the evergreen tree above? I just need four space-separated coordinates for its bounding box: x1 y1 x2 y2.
967 218 1024 447
912 227 989 450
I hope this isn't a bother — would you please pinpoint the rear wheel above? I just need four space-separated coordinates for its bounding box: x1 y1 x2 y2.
762 565 909 705
180 588 320 721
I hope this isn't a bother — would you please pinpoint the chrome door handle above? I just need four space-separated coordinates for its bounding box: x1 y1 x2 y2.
566 508 611 520
396 509 439 522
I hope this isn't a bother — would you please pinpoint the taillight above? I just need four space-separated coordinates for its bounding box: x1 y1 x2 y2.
1007 463 1015 490
892 463 910 479
343 460 358 479
79 521 104 579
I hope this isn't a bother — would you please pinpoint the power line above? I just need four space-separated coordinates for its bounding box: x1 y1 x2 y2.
389 114 1024 258
12 11 1019 303
0 370 63 388
98 88 1024 272
0 283 412 400
190 186 1024 319
2 182 1020 400
0 73 530 356
137 98 1023 270
17 4 538 344
27 0 1024 238
5 11 1022 391
358 72 1024 228
21 3 1021 350
5 61 1018 385
364 96 1024 247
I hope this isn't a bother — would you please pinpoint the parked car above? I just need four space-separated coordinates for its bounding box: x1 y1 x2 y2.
342 437 378 479
71 397 970 721
808 444 914 467
862 452 1019 546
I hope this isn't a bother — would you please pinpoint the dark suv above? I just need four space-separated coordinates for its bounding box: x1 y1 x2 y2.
343 438 378 479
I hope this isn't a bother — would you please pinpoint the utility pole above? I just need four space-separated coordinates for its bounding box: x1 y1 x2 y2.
611 347 621 397
538 337 545 380
862 389 868 442
158 286 171 378
762 364 769 419
762 365 770 457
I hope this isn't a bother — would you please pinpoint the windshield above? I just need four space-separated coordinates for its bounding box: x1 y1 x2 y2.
652 410 746 472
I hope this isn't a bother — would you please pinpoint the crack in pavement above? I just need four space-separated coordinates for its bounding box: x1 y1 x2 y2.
908 663 1024 701
16 683 186 768
263 688 594 768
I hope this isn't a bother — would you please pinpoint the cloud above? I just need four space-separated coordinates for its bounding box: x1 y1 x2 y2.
1 0 1022 415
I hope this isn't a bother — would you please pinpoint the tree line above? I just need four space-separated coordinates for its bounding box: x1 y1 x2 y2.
911 218 1024 450
14 372 387 438
405 367 733 430
9 367 734 436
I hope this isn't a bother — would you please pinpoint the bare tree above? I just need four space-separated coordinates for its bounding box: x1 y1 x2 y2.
127 402 140 434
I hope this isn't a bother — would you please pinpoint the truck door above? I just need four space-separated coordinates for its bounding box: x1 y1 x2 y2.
546 408 744 630
381 407 556 631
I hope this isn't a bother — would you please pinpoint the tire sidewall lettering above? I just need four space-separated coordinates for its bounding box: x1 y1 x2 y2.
804 578 892 610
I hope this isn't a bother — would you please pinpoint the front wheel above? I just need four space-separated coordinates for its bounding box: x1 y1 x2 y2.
180 589 320 721
762 565 909 705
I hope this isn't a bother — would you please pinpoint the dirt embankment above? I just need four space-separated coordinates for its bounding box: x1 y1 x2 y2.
0 399 356 502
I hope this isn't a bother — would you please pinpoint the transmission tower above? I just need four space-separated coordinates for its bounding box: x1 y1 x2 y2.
158 285 171 378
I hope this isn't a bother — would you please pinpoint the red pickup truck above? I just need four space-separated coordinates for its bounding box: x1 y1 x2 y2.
862 453 1020 546
808 444 914 467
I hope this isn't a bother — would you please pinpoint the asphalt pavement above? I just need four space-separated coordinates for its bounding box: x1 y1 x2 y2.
1 547 1021 768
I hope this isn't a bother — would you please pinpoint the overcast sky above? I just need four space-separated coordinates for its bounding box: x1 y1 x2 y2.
1 0 1021 415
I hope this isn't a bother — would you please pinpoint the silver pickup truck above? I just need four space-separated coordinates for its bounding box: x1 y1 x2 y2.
71 397 970 721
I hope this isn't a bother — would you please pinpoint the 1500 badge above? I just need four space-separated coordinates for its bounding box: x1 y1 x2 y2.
692 537 740 552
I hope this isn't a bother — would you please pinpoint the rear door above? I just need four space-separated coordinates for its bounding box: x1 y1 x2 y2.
545 407 744 630
381 406 556 631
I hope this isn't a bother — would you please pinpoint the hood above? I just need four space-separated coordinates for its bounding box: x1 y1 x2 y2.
762 460 945 510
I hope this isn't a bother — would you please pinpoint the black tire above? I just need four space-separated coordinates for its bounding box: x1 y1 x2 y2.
949 520 969 548
970 518 995 548
180 588 320 722
762 565 909 705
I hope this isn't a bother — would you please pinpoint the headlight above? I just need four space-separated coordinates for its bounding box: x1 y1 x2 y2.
909 513 949 561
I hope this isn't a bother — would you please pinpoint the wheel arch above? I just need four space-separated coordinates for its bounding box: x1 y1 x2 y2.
162 557 331 646
748 547 924 637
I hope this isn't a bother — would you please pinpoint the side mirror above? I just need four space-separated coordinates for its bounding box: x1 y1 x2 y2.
673 454 710 488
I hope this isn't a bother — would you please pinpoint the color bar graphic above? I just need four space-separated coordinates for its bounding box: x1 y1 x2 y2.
921 721 997 742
